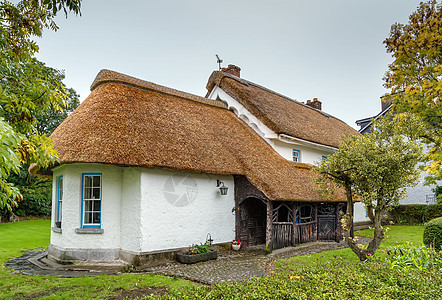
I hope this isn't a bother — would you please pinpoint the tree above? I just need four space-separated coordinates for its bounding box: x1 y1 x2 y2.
0 0 81 211
316 115 424 261
383 0 442 182
4 60 80 219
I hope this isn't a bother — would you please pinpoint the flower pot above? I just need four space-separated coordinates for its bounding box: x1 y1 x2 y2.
176 250 218 264
232 244 241 251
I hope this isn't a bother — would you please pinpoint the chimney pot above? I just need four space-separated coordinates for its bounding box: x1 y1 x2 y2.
221 64 241 77
305 98 322 110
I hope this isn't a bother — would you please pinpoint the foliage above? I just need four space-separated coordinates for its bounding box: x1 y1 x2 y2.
315 115 424 260
423 217 442 250
383 0 442 182
7 165 51 216
373 243 442 273
0 0 81 210
434 186 442 204
166 260 442 299
389 204 442 224
188 242 211 255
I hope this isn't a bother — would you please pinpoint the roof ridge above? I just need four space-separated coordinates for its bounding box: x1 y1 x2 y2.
91 69 228 109
207 70 351 127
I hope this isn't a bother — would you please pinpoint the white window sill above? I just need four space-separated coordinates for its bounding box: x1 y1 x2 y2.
75 228 104 234
51 227 62 233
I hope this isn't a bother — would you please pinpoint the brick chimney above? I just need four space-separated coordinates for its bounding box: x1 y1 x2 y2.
305 98 322 110
221 64 241 77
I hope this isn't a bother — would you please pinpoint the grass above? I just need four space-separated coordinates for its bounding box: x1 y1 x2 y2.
289 225 425 265
0 221 439 299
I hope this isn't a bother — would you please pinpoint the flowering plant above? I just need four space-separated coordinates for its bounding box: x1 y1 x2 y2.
188 242 211 255
232 240 244 246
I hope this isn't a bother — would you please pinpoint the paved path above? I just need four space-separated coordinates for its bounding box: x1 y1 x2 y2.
6 238 371 284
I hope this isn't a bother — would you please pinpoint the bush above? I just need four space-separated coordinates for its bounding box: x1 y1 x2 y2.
376 243 442 272
423 217 442 250
389 204 442 224
435 186 442 204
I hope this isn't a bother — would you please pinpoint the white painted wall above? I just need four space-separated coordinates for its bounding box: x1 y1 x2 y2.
353 202 370 223
120 168 142 252
51 163 122 250
273 140 333 165
208 86 277 144
402 171 440 205
139 169 235 252
51 163 235 256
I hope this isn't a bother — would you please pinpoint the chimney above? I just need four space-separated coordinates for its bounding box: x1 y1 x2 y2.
221 64 241 77
305 98 322 110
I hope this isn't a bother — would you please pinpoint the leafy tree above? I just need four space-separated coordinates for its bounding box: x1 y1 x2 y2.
316 115 424 261
4 60 80 218
383 0 442 182
0 0 81 211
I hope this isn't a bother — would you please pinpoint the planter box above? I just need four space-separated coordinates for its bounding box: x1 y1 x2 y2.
176 250 217 264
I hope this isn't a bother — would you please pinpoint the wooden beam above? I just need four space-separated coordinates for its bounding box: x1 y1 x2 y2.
266 201 273 253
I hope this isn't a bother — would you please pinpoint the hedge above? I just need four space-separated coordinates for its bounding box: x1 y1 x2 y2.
423 217 442 250
389 204 442 224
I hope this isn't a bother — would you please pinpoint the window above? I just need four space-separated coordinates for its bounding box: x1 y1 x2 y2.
81 173 102 228
322 155 328 161
56 176 63 224
292 149 301 162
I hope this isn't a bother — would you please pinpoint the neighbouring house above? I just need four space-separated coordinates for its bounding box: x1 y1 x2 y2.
30 67 359 266
356 97 440 206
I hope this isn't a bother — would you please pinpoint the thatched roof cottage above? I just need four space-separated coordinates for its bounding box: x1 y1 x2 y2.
32 67 359 265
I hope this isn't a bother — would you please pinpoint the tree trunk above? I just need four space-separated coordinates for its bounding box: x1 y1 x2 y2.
342 185 370 261
366 209 384 254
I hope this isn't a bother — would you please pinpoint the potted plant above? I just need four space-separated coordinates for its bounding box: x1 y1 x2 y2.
232 239 244 251
176 242 217 264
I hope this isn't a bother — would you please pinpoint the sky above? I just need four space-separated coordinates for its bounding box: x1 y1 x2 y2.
35 0 423 129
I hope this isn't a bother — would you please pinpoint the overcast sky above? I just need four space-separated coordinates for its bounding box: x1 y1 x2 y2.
36 0 422 129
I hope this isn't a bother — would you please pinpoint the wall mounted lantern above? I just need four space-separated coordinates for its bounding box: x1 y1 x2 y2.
216 180 229 196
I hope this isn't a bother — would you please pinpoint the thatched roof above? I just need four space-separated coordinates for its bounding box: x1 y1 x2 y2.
30 70 346 202
206 71 360 148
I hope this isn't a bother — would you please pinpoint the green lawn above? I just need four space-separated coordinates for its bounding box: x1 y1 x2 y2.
0 221 440 299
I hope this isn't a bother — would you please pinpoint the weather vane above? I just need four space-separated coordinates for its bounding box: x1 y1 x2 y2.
216 54 223 70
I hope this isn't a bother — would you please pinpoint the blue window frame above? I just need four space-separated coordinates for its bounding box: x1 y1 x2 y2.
292 149 301 162
81 173 102 228
56 176 63 224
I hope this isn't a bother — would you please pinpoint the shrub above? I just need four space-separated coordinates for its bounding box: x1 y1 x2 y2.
389 204 442 224
423 217 442 250
435 186 442 204
376 243 442 272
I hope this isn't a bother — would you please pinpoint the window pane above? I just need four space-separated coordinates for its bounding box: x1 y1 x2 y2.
84 176 92 188
58 202 62 222
93 175 100 187
84 212 92 224
84 200 92 211
92 212 100 224
84 187 92 199
92 188 100 199
93 200 101 211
